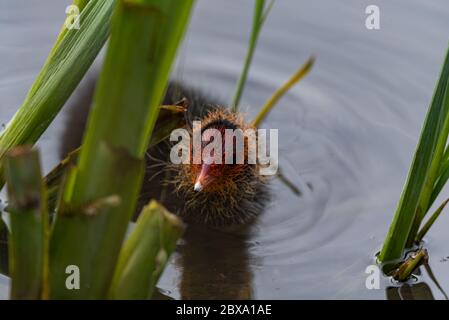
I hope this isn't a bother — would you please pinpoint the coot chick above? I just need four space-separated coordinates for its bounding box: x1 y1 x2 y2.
61 80 269 227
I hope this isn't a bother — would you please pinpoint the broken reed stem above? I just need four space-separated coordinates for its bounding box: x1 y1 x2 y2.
252 56 315 127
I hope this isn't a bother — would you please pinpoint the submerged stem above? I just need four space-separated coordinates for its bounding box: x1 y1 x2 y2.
390 249 428 282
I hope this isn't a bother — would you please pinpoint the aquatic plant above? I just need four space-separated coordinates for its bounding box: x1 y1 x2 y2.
231 0 314 121
1 0 194 299
0 0 115 187
252 57 315 127
229 0 314 195
379 45 449 273
232 0 274 111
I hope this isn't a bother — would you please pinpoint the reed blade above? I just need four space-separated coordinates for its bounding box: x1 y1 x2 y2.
379 45 449 262
0 0 115 187
416 198 449 242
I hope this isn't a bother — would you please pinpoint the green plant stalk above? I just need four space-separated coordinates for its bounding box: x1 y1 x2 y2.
53 0 91 50
0 0 114 187
4 147 48 299
429 137 449 208
416 198 449 242
74 0 90 11
379 46 449 262
439 146 449 172
108 200 184 299
49 0 194 299
231 0 273 112
430 159 449 207
49 144 144 299
250 56 314 195
252 56 315 127
406 60 449 248
0 215 8 276
406 103 449 247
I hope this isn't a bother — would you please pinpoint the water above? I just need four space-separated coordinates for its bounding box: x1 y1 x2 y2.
2 0 449 299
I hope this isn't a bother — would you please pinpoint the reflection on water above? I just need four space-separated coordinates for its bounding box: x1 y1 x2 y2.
178 225 253 299
2 0 449 299
387 282 435 300
386 264 448 300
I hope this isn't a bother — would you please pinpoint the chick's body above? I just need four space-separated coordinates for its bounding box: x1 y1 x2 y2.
61 80 269 226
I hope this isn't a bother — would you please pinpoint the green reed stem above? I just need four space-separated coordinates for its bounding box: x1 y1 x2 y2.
430 159 449 207
0 215 8 276
48 0 194 299
416 198 449 243
231 0 273 112
379 45 449 262
252 56 314 127
4 147 48 299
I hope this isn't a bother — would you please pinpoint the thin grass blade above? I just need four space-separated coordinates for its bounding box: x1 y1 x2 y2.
416 198 449 242
231 0 270 111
